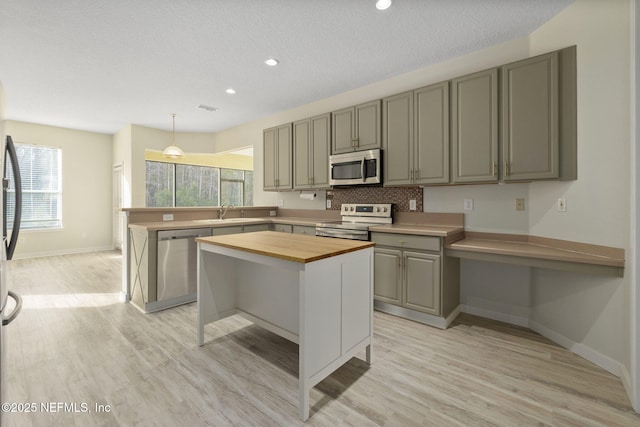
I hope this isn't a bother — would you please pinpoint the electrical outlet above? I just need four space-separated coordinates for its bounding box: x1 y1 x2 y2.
463 199 474 211
409 199 417 211
162 213 174 221
326 199 332 209
557 197 567 212
269 210 276 217
516 198 525 211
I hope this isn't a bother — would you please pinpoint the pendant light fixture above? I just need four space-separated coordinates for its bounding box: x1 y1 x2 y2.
162 113 185 159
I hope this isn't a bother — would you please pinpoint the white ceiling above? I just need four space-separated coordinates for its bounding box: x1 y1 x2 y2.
0 0 574 135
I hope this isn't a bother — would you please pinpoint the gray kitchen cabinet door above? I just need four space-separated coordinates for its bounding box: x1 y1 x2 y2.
276 124 292 190
332 106 355 154
293 118 311 189
292 225 316 235
415 81 450 184
310 113 331 188
451 68 499 183
374 248 402 305
355 100 382 151
263 127 277 190
263 124 292 191
382 91 413 186
403 251 441 316
294 114 330 190
502 51 559 181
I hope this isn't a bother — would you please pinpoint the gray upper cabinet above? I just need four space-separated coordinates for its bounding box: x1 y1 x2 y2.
415 82 450 184
263 123 292 191
451 68 499 183
502 51 559 181
332 100 381 154
502 46 576 181
383 83 450 186
382 91 413 186
293 113 330 190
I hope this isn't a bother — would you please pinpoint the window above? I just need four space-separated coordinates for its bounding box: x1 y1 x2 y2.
145 161 252 207
6 143 62 230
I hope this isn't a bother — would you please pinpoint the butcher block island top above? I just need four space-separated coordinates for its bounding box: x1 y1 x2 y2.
196 230 374 263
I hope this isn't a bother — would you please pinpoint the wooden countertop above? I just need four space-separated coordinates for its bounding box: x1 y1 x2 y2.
197 230 375 264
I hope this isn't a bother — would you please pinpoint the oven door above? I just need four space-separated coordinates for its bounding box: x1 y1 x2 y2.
329 149 381 186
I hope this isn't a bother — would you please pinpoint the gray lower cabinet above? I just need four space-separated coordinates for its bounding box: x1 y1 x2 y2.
383 82 449 186
373 247 401 304
263 123 293 191
332 100 381 154
372 232 459 325
211 226 243 235
292 225 316 235
293 113 331 189
273 223 293 233
243 224 270 233
451 68 499 183
403 251 440 315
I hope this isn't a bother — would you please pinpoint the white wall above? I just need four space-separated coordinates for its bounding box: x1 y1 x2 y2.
526 0 632 377
4 121 113 258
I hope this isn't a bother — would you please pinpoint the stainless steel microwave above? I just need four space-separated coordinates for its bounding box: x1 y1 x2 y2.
329 149 382 186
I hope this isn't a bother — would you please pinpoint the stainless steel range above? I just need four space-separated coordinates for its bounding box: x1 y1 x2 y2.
316 203 392 241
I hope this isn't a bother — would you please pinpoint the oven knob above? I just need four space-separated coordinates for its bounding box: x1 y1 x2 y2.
375 207 380 212
350 207 355 211
383 207 388 212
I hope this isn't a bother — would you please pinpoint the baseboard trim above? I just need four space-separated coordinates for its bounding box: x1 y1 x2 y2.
462 304 625 380
529 319 624 378
12 246 117 260
461 304 530 328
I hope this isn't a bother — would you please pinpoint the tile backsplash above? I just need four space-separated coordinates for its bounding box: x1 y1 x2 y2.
326 186 423 212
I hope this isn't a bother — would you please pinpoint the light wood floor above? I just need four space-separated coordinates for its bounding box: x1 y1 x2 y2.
3 251 639 426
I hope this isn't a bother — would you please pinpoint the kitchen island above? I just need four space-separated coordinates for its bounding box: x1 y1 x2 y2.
196 231 375 421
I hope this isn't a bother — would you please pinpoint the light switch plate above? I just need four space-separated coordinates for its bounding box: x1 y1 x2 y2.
277 199 284 207
463 199 474 211
409 199 417 211
326 199 332 209
516 198 525 211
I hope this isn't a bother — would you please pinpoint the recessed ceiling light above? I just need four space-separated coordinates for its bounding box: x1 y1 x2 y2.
265 58 279 66
376 0 392 10
225 88 236 94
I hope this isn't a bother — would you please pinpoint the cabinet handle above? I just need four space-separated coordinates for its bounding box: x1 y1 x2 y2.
410 169 414 182
492 163 497 177
415 169 419 181
504 161 509 177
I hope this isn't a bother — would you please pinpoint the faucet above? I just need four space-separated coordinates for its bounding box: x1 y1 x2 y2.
219 205 234 219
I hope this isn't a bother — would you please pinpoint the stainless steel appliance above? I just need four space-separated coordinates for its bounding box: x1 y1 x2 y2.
1 135 23 418
316 203 392 241
329 149 382 186
156 227 212 306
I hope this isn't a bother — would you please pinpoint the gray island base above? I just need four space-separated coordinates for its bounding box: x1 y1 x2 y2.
196 231 375 421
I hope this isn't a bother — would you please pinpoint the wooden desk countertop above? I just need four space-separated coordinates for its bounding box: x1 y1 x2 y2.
197 230 375 264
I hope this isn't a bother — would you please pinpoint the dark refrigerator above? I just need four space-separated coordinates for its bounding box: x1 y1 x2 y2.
0 135 23 418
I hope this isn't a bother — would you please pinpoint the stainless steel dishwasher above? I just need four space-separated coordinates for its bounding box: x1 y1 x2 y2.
157 228 212 305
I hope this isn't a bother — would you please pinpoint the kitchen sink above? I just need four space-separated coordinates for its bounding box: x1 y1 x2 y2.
191 218 264 223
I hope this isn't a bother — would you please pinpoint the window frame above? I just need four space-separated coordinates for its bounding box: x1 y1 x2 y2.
7 142 63 231
145 160 253 208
